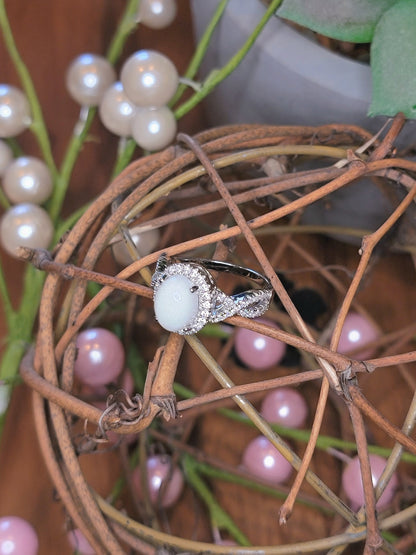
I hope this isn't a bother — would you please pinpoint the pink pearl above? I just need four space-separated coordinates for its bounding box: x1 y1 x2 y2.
234 318 286 369
338 312 379 359
261 387 308 428
67 528 95 555
242 435 292 483
342 454 399 511
0 516 38 555
132 454 184 508
74 328 125 387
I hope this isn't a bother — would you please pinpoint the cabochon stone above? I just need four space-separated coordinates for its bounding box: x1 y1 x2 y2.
154 274 199 332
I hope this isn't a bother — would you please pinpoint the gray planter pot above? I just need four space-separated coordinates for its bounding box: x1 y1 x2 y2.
191 1 415 242
191 0 412 135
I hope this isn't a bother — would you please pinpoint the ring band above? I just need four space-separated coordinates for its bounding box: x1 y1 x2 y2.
151 253 273 335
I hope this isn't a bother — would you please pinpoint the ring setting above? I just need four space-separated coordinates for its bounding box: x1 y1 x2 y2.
151 254 273 335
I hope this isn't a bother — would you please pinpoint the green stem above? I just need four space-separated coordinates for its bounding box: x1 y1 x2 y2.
222 408 416 465
5 137 24 157
106 0 140 64
0 338 27 383
0 0 144 446
169 0 229 107
174 383 416 465
49 0 141 223
0 256 14 319
0 264 45 369
0 187 10 210
52 143 136 240
0 268 45 436
112 138 137 178
0 0 57 178
174 0 283 119
182 453 250 546
195 459 332 515
49 108 96 223
18 265 47 325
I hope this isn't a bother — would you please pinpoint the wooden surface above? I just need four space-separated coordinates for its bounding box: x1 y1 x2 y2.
0 2 416 554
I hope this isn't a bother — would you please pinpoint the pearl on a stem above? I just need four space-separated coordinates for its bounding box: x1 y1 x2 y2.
234 318 286 369
0 516 38 555
67 528 95 555
261 387 308 428
132 454 184 508
0 203 53 257
66 53 116 106
112 227 160 266
0 85 31 137
73 327 125 387
342 454 399 511
338 312 379 359
242 435 292 483
121 50 178 107
3 156 53 204
137 0 177 29
99 81 136 137
131 106 177 151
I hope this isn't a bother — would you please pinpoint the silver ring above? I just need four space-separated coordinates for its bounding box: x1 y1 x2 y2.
151 253 273 335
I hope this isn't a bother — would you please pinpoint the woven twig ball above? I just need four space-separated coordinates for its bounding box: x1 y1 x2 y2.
21 119 416 554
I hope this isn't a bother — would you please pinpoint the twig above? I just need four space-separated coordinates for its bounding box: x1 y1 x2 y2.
18 247 152 299
349 386 416 456
347 400 382 554
279 378 330 524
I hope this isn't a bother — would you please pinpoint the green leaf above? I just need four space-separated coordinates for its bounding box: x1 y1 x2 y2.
277 0 399 42
369 0 416 118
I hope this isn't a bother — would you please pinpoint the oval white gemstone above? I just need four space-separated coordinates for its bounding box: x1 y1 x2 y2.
154 274 199 332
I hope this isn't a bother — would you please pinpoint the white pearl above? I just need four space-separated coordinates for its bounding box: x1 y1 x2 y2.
0 203 54 258
112 228 160 266
131 106 176 151
99 81 136 136
0 85 31 137
66 54 116 106
154 274 199 332
0 141 13 175
120 50 178 107
3 156 53 204
138 0 177 29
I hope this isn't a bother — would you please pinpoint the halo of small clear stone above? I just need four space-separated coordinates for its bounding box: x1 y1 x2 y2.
152 259 274 334
152 263 213 335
